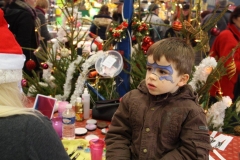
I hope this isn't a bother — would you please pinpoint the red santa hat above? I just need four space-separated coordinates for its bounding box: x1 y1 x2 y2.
0 9 25 84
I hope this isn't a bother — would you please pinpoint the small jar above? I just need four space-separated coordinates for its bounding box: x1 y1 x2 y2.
85 124 97 131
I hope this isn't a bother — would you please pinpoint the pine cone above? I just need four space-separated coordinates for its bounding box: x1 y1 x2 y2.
234 125 240 135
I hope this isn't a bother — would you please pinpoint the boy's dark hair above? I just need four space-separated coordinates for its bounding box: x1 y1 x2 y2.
146 37 195 75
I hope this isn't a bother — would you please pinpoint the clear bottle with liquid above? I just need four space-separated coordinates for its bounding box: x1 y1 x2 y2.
82 88 90 119
75 97 84 122
62 104 75 139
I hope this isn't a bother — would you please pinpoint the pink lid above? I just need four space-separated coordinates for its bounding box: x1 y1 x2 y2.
89 139 105 148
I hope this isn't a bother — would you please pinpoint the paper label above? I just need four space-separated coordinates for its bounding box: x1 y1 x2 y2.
62 117 75 124
102 56 116 68
210 133 233 151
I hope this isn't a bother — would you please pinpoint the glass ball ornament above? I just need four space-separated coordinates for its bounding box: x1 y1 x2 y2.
60 48 69 57
210 27 220 36
26 59 36 71
172 20 182 31
41 62 49 69
21 79 28 87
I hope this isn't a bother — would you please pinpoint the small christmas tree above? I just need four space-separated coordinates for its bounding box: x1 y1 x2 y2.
22 0 240 135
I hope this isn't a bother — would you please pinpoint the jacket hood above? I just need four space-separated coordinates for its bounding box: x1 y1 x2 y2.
4 2 35 21
93 15 112 27
137 80 198 103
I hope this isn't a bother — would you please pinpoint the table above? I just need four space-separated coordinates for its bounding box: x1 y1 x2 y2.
73 118 240 160
25 97 108 140
26 97 240 159
74 116 110 140
55 111 108 160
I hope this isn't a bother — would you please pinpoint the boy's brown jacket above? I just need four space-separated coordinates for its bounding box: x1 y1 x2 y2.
105 80 212 160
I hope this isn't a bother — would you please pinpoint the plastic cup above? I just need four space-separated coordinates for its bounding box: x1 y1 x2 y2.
51 117 62 138
89 139 105 160
58 101 69 117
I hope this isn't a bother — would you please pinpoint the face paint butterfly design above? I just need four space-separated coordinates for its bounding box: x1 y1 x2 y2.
147 62 174 83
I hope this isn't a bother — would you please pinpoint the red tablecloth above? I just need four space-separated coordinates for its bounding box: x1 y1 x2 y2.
209 133 240 160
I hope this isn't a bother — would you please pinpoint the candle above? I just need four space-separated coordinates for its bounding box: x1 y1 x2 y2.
51 117 62 138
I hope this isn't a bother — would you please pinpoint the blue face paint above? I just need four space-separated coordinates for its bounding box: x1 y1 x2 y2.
147 62 174 83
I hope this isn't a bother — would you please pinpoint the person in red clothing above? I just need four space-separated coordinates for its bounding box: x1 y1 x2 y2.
210 5 240 102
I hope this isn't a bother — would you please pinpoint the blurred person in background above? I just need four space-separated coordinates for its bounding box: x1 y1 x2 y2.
200 10 211 21
112 0 123 24
181 3 190 21
133 7 145 21
143 3 164 42
3 0 41 77
202 0 231 49
36 0 52 52
0 0 4 8
89 4 112 40
209 5 240 102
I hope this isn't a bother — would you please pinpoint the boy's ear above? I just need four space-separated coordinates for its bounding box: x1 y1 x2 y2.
177 74 189 87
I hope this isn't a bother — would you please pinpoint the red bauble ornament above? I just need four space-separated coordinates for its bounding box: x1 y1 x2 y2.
210 27 220 36
122 21 128 28
138 26 144 32
26 59 36 71
41 62 49 69
141 43 148 52
21 79 27 87
172 20 182 31
131 36 136 41
148 41 154 46
143 36 151 43
113 32 120 37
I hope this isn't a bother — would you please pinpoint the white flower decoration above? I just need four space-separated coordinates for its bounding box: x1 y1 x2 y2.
189 57 217 91
206 96 232 131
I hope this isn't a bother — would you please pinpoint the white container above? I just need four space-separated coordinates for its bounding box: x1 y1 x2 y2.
95 50 123 78
62 104 75 139
82 88 90 119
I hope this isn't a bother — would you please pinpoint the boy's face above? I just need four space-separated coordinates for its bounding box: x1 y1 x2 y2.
145 55 187 95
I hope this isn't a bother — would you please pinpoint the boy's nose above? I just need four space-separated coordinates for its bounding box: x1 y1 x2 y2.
149 72 158 80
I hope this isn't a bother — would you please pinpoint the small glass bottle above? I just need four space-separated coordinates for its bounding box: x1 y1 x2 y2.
75 97 84 122
62 104 75 139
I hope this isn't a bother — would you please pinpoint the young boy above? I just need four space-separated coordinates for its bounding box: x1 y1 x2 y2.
105 37 211 159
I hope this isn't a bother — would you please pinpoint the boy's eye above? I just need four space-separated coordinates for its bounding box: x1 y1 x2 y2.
146 66 152 71
157 69 168 75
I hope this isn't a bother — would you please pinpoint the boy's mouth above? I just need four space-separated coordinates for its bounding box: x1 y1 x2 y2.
148 83 156 88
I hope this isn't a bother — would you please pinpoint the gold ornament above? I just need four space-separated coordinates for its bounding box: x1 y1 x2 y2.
183 20 196 34
216 90 223 97
60 48 70 58
226 58 236 79
234 125 240 135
